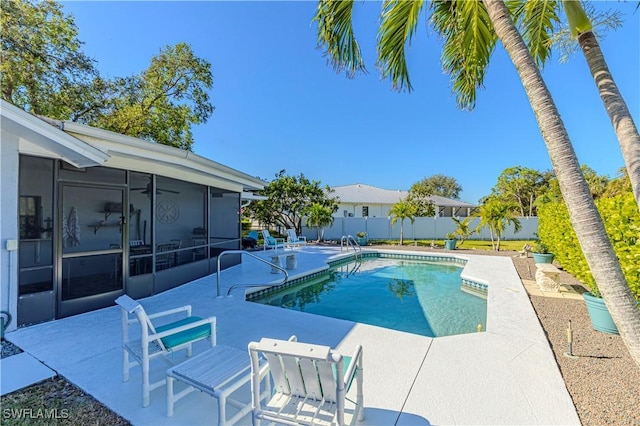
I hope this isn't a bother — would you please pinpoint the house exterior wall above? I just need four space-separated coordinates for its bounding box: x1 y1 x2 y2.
1 104 264 326
336 203 472 219
1 131 20 333
336 203 391 218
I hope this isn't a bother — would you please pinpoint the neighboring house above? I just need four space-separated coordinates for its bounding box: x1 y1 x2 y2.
331 184 475 218
1 100 265 329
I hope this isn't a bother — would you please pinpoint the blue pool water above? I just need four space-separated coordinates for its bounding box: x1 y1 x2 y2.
252 258 487 337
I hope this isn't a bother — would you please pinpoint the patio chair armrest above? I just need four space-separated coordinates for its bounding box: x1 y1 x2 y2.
275 238 285 244
343 344 363 389
147 304 192 320
151 316 216 341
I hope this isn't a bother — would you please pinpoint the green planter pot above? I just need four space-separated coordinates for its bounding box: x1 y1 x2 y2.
444 239 457 250
532 252 555 264
583 292 618 334
356 237 367 246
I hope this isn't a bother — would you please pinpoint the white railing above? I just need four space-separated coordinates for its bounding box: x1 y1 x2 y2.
340 235 362 259
216 250 288 297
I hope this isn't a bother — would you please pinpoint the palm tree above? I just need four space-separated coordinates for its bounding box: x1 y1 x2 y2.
475 198 521 251
313 0 640 366
305 202 334 242
560 1 640 210
483 0 640 367
506 0 640 209
451 216 474 246
389 200 416 245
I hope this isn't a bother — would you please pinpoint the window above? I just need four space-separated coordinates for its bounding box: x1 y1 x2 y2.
18 156 54 294
362 206 369 217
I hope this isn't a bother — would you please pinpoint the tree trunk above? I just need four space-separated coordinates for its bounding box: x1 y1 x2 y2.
484 0 640 368
577 30 640 210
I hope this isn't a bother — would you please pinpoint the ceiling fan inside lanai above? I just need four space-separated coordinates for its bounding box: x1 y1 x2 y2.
131 177 180 196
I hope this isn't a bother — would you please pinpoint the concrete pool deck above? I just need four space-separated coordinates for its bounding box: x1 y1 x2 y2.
5 246 579 425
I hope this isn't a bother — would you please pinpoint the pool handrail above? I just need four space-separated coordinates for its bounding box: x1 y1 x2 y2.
341 235 362 258
217 250 288 297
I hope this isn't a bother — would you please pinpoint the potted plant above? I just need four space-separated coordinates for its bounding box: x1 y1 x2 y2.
356 231 367 246
444 233 457 250
582 287 619 334
532 242 554 264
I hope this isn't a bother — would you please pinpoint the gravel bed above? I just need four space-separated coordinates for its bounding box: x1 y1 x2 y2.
2 245 638 425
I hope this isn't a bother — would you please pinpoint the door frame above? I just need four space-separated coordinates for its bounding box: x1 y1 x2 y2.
57 182 127 318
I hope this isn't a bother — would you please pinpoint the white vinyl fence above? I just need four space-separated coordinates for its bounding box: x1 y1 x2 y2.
301 216 538 242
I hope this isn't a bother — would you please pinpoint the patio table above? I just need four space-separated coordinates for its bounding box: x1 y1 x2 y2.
166 345 269 425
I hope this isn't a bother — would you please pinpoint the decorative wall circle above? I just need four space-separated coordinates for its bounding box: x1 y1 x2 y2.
157 200 179 223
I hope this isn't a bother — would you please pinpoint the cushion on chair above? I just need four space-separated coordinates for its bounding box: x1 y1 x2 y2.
157 316 211 349
267 237 276 245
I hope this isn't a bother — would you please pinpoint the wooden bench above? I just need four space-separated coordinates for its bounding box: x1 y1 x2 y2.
535 263 561 292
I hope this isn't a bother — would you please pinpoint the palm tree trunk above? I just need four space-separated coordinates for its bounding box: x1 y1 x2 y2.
484 0 640 368
577 30 640 210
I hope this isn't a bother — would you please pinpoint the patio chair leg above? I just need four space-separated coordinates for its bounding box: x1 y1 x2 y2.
218 395 226 426
142 358 150 407
167 376 175 417
123 350 130 382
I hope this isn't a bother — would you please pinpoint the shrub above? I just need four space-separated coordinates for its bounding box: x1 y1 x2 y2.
538 192 640 299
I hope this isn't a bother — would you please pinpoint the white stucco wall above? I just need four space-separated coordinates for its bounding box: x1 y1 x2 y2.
1 130 20 332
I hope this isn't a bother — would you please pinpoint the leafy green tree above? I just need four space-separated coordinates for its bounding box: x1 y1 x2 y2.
305 203 335 242
92 43 213 150
475 197 521 251
406 174 461 216
405 188 434 218
538 165 611 204
491 166 547 216
245 170 338 235
389 199 416 246
0 0 99 117
313 0 640 366
603 167 632 198
413 175 462 199
1 1 214 151
581 165 610 200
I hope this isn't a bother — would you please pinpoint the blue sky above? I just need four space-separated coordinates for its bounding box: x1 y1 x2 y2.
61 1 639 204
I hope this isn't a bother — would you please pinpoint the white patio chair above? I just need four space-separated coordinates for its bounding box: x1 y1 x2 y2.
248 336 364 426
114 294 216 407
286 228 307 249
517 244 533 258
261 230 285 252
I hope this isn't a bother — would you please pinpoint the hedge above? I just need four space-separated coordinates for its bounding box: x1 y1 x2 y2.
537 192 640 299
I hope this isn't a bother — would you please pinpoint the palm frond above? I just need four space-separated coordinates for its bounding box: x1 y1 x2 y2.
313 0 366 78
430 0 497 111
513 0 559 68
551 1 622 63
376 0 425 92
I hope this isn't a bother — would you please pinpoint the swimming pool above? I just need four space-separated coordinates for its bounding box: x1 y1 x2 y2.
250 256 487 337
